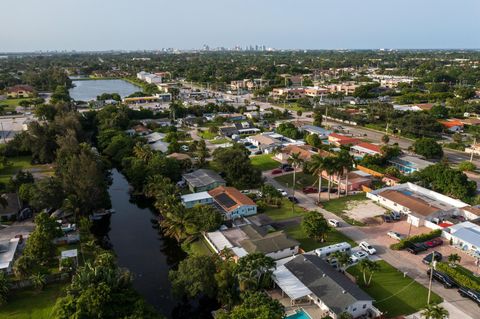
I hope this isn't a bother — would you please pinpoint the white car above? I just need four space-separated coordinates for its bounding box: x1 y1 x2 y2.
359 241 376 255
350 251 369 263
328 219 340 228
387 231 404 241
277 189 288 197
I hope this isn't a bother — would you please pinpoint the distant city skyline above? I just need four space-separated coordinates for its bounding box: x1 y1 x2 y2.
1 0 479 52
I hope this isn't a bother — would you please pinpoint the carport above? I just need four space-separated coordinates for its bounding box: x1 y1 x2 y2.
273 265 312 305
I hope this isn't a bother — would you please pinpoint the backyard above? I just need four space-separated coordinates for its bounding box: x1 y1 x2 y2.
184 238 214 256
0 156 54 184
250 154 279 171
0 283 66 319
347 260 442 317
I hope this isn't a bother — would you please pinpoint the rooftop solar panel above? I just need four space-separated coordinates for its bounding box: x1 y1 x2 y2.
215 193 237 208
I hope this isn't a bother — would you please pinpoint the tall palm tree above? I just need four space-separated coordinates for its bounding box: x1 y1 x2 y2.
309 154 326 203
323 157 338 200
288 152 304 210
358 259 380 286
448 253 461 267
338 150 355 197
421 304 449 319
236 253 275 291
329 251 351 273
133 143 154 162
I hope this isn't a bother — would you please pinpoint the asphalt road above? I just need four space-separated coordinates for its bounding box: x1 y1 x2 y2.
264 171 479 318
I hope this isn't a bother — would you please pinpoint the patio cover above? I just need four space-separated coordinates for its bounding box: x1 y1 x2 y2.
273 265 312 300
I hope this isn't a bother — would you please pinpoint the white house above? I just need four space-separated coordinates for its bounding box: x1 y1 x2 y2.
443 222 480 258
180 192 213 208
0 238 20 273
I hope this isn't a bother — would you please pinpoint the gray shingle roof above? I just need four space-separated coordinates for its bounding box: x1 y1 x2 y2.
285 255 373 315
239 224 299 254
182 169 225 188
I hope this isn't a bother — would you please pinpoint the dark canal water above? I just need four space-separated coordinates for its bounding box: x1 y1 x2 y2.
96 169 217 318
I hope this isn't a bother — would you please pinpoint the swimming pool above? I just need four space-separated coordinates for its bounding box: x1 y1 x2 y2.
286 309 312 319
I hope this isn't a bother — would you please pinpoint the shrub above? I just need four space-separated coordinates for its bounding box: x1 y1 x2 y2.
436 262 480 291
390 229 442 250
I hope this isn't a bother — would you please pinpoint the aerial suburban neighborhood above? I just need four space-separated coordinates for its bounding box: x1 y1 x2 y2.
0 1 479 319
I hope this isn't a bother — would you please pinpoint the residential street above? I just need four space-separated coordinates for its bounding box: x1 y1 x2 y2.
264 171 480 318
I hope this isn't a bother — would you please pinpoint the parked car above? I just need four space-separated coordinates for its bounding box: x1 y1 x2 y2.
328 219 340 228
458 287 480 305
422 251 443 265
359 241 376 255
383 215 393 223
406 242 428 254
302 187 318 194
277 189 288 197
427 269 457 289
271 169 283 175
424 238 443 248
350 251 369 263
390 211 401 220
280 163 291 170
287 196 299 203
387 231 404 241
283 166 294 172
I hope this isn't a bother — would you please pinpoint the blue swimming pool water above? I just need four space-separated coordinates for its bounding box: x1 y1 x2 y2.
286 309 311 319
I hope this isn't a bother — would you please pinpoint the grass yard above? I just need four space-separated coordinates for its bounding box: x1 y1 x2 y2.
0 156 53 184
183 238 214 256
0 283 66 319
274 172 321 190
347 260 442 317
0 98 34 112
210 138 231 145
262 198 307 221
199 130 217 140
285 224 356 252
322 193 367 226
250 154 279 171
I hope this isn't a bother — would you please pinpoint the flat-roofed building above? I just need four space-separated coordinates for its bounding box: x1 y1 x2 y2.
182 169 226 192
389 155 434 174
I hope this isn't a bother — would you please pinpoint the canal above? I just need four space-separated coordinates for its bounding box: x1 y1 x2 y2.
100 169 217 318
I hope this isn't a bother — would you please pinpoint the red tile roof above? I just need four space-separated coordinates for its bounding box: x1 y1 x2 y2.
7 85 34 93
354 142 382 154
208 186 255 212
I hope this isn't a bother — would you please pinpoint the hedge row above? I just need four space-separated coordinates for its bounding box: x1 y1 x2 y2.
436 262 480 291
390 229 442 250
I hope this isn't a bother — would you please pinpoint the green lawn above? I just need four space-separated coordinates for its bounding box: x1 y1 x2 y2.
250 154 279 171
0 98 34 112
0 156 53 184
0 283 65 319
262 198 307 221
322 193 367 226
184 238 214 256
347 260 442 317
210 138 231 145
274 172 320 190
199 130 217 140
285 224 356 252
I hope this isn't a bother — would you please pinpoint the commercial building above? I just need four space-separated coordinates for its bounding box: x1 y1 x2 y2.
443 222 480 258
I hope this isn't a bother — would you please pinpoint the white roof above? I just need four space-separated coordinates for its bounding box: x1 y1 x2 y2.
453 228 480 251
231 247 248 258
149 140 169 152
146 132 165 143
206 231 233 252
0 238 19 270
61 249 78 259
352 170 371 177
181 192 212 203
273 264 312 300
351 145 380 155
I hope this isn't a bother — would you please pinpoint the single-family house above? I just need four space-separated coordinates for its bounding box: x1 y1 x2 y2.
247 132 304 154
328 133 361 147
182 169 226 192
439 119 464 132
208 186 257 219
300 125 332 139
388 155 434 174
350 142 382 159
443 221 480 257
180 192 214 209
6 85 35 98
273 255 378 319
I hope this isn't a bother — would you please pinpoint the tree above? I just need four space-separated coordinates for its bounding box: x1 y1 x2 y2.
309 154 326 203
13 255 33 279
413 138 443 159
458 161 476 172
329 252 351 273
302 211 330 242
305 133 321 148
358 259 380 286
381 134 390 144
0 272 10 306
23 212 63 265
421 304 449 319
448 253 461 267
338 312 354 319
275 122 303 139
169 255 217 298
288 152 303 210
27 177 65 212
236 253 275 291
218 291 284 319
313 111 323 127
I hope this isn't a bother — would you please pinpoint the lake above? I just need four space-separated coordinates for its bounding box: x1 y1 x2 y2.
69 79 140 101
98 169 217 318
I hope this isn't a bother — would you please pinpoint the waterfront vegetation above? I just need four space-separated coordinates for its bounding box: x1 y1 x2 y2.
348 261 442 317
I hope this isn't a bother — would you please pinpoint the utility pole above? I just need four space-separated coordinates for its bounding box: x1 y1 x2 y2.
427 251 436 304
470 138 476 162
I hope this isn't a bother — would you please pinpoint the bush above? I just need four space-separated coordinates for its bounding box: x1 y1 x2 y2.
458 161 476 172
390 229 442 250
436 262 480 291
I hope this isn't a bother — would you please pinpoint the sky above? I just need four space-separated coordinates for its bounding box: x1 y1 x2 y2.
1 0 479 52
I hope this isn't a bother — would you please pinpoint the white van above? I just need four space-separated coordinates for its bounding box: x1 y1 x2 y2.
314 242 351 259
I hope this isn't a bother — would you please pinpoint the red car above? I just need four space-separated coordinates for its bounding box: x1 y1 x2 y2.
424 238 443 248
271 169 283 175
302 187 318 194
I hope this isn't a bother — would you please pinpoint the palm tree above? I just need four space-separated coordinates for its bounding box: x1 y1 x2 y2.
236 253 275 291
30 273 47 292
309 154 326 203
288 152 304 210
330 251 351 272
421 304 449 319
133 143 153 162
323 157 337 200
358 259 380 286
338 150 355 197
448 253 461 267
